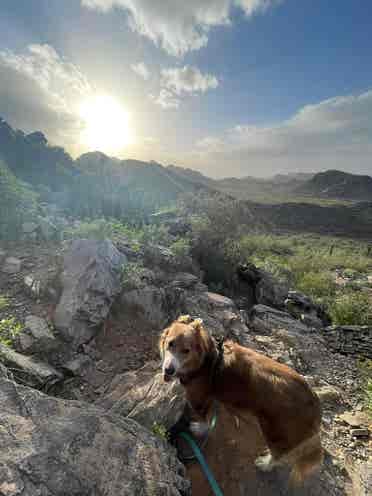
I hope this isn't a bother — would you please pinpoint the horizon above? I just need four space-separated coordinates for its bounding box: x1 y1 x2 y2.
1 1 372 178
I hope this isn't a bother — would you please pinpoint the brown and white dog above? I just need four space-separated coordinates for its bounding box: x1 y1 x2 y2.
159 315 323 485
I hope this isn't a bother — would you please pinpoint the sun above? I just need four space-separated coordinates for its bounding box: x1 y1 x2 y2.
79 95 133 154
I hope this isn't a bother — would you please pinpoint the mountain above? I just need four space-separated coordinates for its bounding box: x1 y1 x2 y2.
0 117 77 191
296 170 372 201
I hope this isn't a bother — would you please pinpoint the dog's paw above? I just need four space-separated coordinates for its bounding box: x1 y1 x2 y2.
255 452 274 472
189 421 209 438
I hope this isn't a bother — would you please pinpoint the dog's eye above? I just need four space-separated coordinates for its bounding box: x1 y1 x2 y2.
168 340 175 348
182 348 190 355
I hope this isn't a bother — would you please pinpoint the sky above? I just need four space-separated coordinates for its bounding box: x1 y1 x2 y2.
0 0 372 178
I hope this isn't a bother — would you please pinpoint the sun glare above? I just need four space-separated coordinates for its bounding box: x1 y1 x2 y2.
79 95 133 154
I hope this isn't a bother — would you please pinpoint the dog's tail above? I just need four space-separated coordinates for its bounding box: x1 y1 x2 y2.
289 434 323 486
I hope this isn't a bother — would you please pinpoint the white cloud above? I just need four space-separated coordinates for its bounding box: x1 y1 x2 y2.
152 65 218 110
0 44 92 148
150 89 180 109
81 0 281 56
131 61 150 80
192 89 372 177
161 66 218 95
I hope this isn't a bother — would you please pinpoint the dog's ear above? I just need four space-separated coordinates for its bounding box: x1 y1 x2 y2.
177 314 193 324
159 327 170 359
192 319 214 355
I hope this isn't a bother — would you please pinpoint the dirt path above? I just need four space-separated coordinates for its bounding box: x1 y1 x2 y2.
186 405 351 496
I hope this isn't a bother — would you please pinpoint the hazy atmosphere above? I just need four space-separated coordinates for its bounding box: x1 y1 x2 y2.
1 0 372 177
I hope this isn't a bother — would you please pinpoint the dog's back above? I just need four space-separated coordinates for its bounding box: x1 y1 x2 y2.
214 341 323 482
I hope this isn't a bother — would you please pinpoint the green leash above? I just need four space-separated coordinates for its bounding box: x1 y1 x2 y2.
178 431 224 496
177 409 224 496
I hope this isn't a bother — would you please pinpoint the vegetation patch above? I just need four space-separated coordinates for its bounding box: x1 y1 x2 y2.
151 422 169 441
0 295 10 311
0 317 23 347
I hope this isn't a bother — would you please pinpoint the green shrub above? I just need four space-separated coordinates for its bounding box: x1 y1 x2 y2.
0 159 39 240
121 262 148 289
329 291 372 326
296 271 336 300
151 422 169 441
0 296 9 311
0 317 23 347
170 238 191 259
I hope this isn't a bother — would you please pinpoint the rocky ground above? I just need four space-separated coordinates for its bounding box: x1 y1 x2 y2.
0 238 371 495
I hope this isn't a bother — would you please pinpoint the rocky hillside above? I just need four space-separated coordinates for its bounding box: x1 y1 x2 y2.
296 170 372 202
0 236 371 495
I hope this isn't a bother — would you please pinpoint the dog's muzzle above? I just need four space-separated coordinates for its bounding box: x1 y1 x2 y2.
163 365 176 382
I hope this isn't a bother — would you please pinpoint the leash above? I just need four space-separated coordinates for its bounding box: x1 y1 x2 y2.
178 431 224 496
174 405 224 496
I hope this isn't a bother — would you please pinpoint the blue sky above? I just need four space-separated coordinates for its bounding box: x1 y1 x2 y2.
0 0 371 177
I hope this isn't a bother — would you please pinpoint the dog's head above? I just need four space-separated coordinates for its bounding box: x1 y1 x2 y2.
159 315 214 382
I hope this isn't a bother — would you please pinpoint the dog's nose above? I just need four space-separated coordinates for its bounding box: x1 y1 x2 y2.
165 365 175 376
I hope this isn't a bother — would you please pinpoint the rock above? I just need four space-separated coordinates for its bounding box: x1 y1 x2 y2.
339 412 370 428
285 290 331 326
99 361 186 431
63 354 92 376
249 304 311 335
346 458 372 496
0 374 190 496
237 263 289 308
119 286 169 330
255 273 289 309
22 221 38 234
350 428 370 438
314 385 343 405
54 239 126 348
18 315 59 354
1 257 22 274
0 343 62 389
324 326 372 359
169 272 201 290
37 215 58 240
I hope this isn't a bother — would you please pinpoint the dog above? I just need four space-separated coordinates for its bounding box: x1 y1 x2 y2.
159 315 323 485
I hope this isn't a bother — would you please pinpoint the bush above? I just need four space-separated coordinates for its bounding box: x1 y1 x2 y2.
0 296 9 311
0 159 39 240
296 271 336 301
0 317 23 347
329 291 372 326
121 262 148 290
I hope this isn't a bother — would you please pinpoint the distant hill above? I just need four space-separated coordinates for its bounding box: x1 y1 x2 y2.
0 117 77 191
296 170 372 201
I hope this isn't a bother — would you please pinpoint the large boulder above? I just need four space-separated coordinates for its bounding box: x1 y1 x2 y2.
285 290 331 328
54 239 126 348
99 361 186 431
18 315 60 355
237 263 289 309
249 304 311 335
0 374 190 496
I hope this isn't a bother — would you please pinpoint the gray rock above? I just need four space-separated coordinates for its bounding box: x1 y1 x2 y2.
249 304 311 335
54 239 126 348
99 361 186 431
255 272 289 308
324 326 372 359
285 290 331 326
2 256 22 274
63 354 92 376
350 428 369 438
0 343 62 389
22 221 38 234
0 374 190 496
18 315 59 354
38 215 58 240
